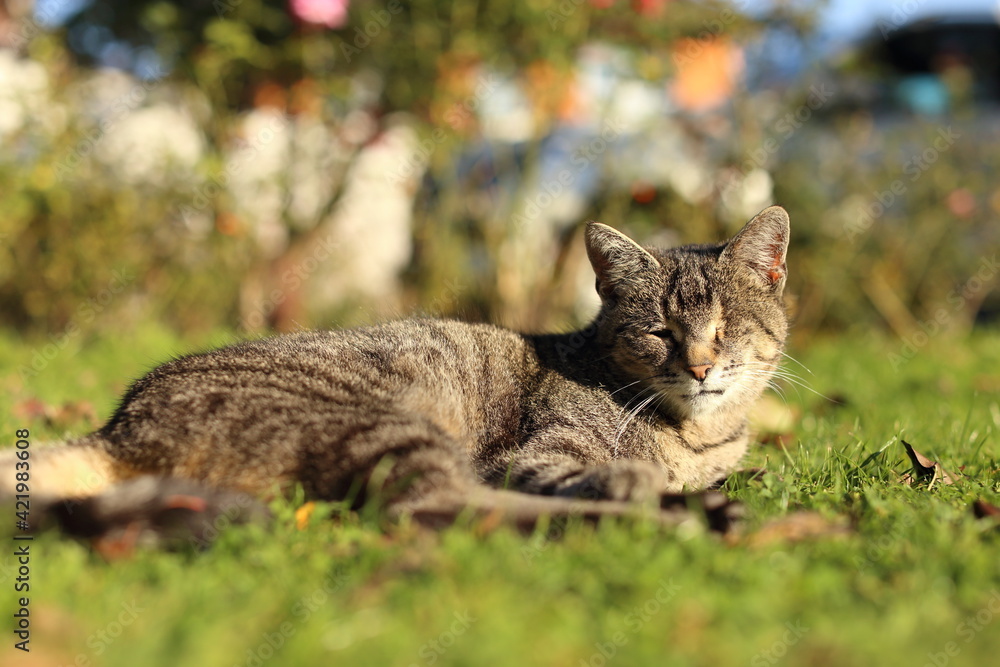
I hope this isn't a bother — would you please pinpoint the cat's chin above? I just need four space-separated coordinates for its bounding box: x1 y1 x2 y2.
659 386 732 419
687 393 730 417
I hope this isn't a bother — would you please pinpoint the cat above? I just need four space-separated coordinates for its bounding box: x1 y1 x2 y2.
4 206 790 545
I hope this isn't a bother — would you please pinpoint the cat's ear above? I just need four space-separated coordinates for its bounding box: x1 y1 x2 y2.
721 206 790 292
585 222 661 301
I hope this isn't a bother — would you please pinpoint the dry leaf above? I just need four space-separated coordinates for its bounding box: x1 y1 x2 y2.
740 511 852 547
12 398 98 429
756 432 795 448
900 440 958 487
12 398 48 421
92 522 142 561
295 501 317 530
51 400 98 428
472 507 507 536
972 499 1000 520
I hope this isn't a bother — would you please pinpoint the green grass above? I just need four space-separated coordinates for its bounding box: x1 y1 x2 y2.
2 325 999 667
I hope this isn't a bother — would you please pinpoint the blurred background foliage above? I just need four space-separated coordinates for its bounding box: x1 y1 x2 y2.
0 0 998 346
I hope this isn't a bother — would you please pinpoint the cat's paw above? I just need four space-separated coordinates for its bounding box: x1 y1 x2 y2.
558 460 668 503
660 490 744 533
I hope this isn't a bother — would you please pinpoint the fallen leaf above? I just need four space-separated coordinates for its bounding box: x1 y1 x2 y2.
972 499 1000 520
92 522 142 561
472 507 507 537
295 501 317 530
740 511 852 547
12 398 48 421
900 440 958 487
51 400 98 428
756 432 795 448
12 398 98 429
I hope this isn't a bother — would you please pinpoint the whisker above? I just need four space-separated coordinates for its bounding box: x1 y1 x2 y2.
609 375 659 397
736 359 835 402
766 380 787 402
614 387 661 456
779 350 814 376
752 369 833 402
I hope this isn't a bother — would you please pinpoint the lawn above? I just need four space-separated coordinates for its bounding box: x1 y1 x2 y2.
2 324 999 667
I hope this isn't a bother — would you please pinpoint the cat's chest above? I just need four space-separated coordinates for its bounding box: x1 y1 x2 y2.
642 419 750 491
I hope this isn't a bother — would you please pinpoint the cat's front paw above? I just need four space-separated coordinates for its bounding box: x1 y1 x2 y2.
558 460 668 503
660 490 744 533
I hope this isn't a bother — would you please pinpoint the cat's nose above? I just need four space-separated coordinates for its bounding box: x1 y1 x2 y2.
687 364 713 382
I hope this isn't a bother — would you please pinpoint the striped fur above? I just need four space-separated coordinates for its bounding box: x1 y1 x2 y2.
8 207 790 528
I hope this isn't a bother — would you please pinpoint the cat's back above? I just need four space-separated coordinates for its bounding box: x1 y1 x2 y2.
129 318 533 396
106 319 539 450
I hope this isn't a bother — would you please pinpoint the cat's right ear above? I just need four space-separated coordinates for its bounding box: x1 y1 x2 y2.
585 222 661 302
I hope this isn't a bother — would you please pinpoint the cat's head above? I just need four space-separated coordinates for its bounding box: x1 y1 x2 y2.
586 206 790 419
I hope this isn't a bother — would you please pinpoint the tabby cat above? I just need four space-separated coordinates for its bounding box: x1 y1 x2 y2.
5 206 790 541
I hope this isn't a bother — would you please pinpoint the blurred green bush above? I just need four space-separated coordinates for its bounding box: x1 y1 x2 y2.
1 0 996 344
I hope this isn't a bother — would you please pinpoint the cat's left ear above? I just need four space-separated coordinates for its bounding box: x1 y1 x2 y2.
585 222 661 302
721 206 790 292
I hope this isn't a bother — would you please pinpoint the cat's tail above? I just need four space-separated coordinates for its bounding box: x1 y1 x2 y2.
397 486 742 534
0 435 123 503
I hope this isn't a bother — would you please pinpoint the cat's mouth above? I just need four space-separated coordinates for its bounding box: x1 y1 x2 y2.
678 384 732 414
647 377 732 416
681 388 726 400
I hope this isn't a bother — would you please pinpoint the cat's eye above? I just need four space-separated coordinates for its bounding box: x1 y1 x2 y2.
648 324 680 343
